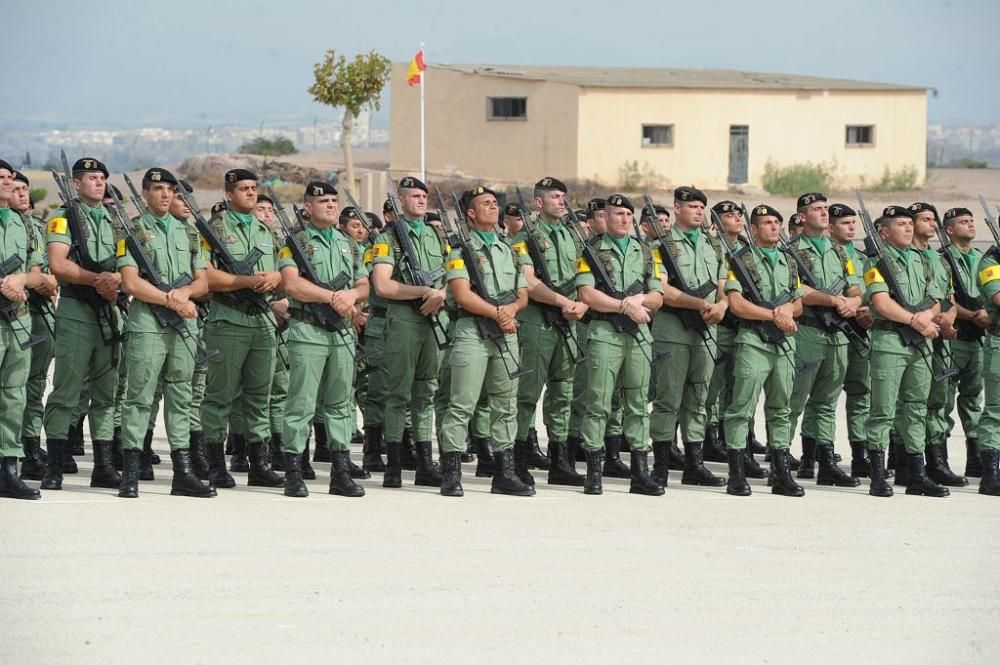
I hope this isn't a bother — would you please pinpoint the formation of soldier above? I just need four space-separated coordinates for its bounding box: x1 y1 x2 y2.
1 155 998 501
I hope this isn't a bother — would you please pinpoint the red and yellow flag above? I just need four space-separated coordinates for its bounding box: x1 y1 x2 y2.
406 48 425 87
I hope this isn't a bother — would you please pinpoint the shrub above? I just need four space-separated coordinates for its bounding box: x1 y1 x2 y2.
956 157 988 169
761 159 835 196
29 187 47 205
867 165 920 192
617 160 660 191
237 136 298 156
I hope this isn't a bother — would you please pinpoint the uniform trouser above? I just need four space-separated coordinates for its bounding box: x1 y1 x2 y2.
976 335 1000 452
649 341 713 443
362 315 388 427
382 315 441 443
723 342 794 451
568 324 623 438
0 323 30 457
122 331 195 451
435 334 490 440
843 343 871 442
114 347 127 429
580 324 652 453
43 316 118 441
515 319 575 441
440 332 520 454
943 338 984 440
201 321 276 445
925 340 954 444
227 327 287 438
281 337 355 455
867 345 931 452
705 327 737 427
788 334 848 443
149 319 207 431
21 311 54 439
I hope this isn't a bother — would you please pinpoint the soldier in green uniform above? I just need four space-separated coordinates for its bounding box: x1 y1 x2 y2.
278 181 368 498
575 193 663 496
828 204 875 477
940 207 987 478
199 169 284 489
649 186 727 487
722 204 805 496
972 234 1000 495
40 157 123 492
370 176 446 489
438 186 533 496
863 206 948 497
115 168 214 498
0 160 45 499
515 177 588 486
785 193 860 487
910 202 967 486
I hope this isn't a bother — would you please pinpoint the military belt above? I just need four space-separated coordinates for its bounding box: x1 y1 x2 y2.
214 293 268 316
872 320 902 332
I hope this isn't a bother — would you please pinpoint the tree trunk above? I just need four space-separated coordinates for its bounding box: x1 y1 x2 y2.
341 110 356 198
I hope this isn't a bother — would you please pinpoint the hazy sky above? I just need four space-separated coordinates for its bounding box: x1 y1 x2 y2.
4 0 998 129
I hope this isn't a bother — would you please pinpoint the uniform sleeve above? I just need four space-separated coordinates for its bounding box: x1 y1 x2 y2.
843 253 864 292
370 231 397 267
352 239 369 282
276 243 297 272
45 208 72 246
978 255 1000 301
116 236 137 271
445 248 470 282
717 256 728 281
862 260 889 304
647 258 663 293
574 255 596 289
509 236 533 269
724 267 743 295
24 218 43 269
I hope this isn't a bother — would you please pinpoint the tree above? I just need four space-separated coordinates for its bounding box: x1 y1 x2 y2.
308 49 391 196
237 136 297 156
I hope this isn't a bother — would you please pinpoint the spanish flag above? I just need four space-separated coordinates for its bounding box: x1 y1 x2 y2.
407 48 425 87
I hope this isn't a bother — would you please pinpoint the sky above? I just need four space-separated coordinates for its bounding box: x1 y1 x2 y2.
3 0 998 130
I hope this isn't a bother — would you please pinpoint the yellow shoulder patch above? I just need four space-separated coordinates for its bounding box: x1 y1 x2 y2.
575 257 591 274
116 239 127 257
372 243 390 258
277 246 292 260
444 244 452 254
48 216 68 236
844 259 855 276
653 262 661 279
363 248 373 264
512 241 528 255
727 270 737 282
979 265 1000 286
200 236 212 252
447 258 465 272
864 267 885 286
652 248 664 264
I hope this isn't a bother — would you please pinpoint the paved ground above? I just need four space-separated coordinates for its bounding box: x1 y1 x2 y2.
3 405 997 665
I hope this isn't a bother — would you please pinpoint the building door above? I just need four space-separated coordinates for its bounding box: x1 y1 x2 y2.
728 125 749 185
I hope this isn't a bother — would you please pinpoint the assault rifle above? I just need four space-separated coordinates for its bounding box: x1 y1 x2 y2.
935 212 984 343
979 195 1000 261
0 255 46 350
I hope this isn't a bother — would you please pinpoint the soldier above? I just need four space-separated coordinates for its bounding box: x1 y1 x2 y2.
40 157 123 492
649 186 727 487
722 204 804 496
788 213 803 239
438 186 533 496
278 181 368 498
785 193 860 487
575 193 663 495
501 202 525 238
370 175 446 489
863 206 948 497
973 231 1000 495
515 177 589 487
115 168 213 498
199 169 284 489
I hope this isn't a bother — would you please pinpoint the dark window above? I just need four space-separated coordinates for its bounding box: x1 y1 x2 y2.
488 97 527 120
642 124 674 147
846 125 875 145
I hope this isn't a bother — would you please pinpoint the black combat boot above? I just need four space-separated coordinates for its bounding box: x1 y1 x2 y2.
490 449 535 496
62 442 78 474
744 448 768 479
474 437 495 478
602 435 631 478
0 457 40 500
112 426 123 471
440 451 464 497
849 441 871 478
189 431 209 481
247 440 283 487
796 437 817 479
526 428 550 470
312 422 332 462
867 448 893 497
513 438 535 489
362 425 386 472
40 439 67 490
979 449 1000 496
668 438 685 470
301 437 318 480
726 449 751 496
904 452 949 497
351 429 364 444
118 449 141 498
817 443 860 487
329 451 365 497
461 437 476 463
770 448 805 497
383 441 402 488
283 452 308 498
651 440 670 486
170 449 215 497
206 439 235 489
270 436 285 471
139 431 155 481
229 433 249 473
887 430 900 472
925 439 968 487
583 448 603 495
90 440 121 488
564 436 582 466
69 415 85 456
681 442 726 486
414 440 442 487
747 428 767 455
19 437 45 480
400 428 418 471
629 450 664 496
965 438 983 477
547 440 585 486
145 428 161 465
702 425 727 463
893 441 910 487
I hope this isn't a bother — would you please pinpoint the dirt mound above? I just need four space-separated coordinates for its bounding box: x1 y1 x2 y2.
177 154 329 189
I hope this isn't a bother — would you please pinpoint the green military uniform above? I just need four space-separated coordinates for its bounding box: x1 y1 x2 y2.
973 251 1000 493
20 214 54 454
837 239 872 454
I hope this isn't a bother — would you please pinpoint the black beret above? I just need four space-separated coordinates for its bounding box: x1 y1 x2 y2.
255 194 273 206
674 186 707 205
881 205 913 220
142 168 178 186
828 204 856 219
383 197 394 213
796 192 827 209
463 185 497 209
944 207 973 222
211 200 229 215
13 170 29 186
72 157 109 178
750 204 783 223
0 159 13 173
503 202 523 217
574 208 587 220
425 211 442 222
788 213 803 227
305 181 337 198
908 202 938 220
339 206 362 222
712 200 739 215
224 168 257 184
606 193 634 213
586 198 606 213
366 212 383 228
103 184 123 201
534 176 567 193
398 176 428 193
178 179 194 194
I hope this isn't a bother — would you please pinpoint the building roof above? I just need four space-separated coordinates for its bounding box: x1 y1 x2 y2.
430 63 926 93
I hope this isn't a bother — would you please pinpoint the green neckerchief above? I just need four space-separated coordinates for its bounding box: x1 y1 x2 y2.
404 217 425 236
538 220 560 237
681 227 700 246
151 212 172 230
474 229 496 246
80 201 106 223
758 246 780 267
960 247 978 275
312 223 336 244
231 210 254 226
803 233 828 255
889 243 911 266
0 207 9 225
609 234 631 255
836 239 856 257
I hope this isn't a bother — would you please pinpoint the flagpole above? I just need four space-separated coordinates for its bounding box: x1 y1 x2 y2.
419 43 426 182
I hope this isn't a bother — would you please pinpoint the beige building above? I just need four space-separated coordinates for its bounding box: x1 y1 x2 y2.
389 63 927 190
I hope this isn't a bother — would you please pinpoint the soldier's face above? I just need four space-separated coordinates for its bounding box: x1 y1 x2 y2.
884 217 913 248
0 168 12 201
74 172 106 204
674 201 704 229
536 190 566 220
503 215 524 236
399 188 427 218
467 194 499 228
802 202 829 232
753 216 782 245
227 180 257 213
590 210 609 235
253 202 275 226
144 182 175 217
10 181 30 212
720 210 743 236
341 218 365 242
657 212 670 231
606 205 632 238
305 195 338 225
913 211 937 240
945 215 975 242
169 194 191 220
829 217 856 243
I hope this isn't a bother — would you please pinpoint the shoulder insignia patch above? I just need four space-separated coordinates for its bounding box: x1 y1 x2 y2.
575 257 591 274
372 243 390 258
979 265 1000 286
277 246 292 260
512 241 528 255
49 217 68 235
116 239 127 257
864 268 885 286
447 258 465 271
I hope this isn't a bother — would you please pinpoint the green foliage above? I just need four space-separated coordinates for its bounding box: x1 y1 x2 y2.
761 159 835 196
308 49 391 117
956 157 988 169
237 136 297 156
617 160 660 190
866 165 920 192
28 187 47 205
